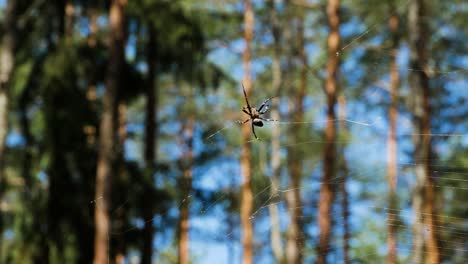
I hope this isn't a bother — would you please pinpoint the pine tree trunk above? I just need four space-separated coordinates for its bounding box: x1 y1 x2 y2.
115 103 127 264
408 1 440 263
241 1 254 263
317 0 340 263
268 1 284 262
141 26 158 264
338 96 350 264
387 4 399 264
93 0 126 263
178 118 193 264
286 7 306 263
0 0 16 260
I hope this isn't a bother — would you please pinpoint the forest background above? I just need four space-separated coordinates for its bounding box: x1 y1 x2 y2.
0 0 466 263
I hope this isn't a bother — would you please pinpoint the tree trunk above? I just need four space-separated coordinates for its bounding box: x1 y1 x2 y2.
267 1 284 263
241 1 254 263
0 0 16 257
317 0 340 263
93 0 126 263
408 1 440 263
387 4 399 264
64 0 75 40
286 6 306 263
178 118 194 264
115 103 127 264
141 26 158 264
338 96 350 264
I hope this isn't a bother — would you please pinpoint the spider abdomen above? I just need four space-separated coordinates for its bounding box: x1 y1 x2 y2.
253 119 263 127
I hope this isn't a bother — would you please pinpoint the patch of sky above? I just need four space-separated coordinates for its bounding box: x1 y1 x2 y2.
97 15 107 29
124 139 140 161
78 17 90 36
197 159 240 191
125 35 137 61
192 239 235 264
6 131 25 147
341 17 366 39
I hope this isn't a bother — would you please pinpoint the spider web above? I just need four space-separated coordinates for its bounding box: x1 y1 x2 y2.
92 0 468 263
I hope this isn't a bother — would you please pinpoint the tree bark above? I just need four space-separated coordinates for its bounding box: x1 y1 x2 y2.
317 0 340 263
0 0 16 259
141 25 158 264
408 1 440 263
286 6 306 263
178 118 194 264
93 0 126 263
241 1 254 263
387 4 399 264
267 1 284 263
115 103 127 264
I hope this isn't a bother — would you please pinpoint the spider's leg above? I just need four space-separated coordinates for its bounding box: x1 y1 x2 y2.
242 109 251 116
237 118 250 125
259 105 269 114
260 117 279 123
257 96 275 112
241 82 253 115
251 122 258 139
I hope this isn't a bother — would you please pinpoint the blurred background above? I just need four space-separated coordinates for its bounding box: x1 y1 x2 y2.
0 0 466 263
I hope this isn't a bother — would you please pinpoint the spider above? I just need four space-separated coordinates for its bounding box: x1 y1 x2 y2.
240 83 276 139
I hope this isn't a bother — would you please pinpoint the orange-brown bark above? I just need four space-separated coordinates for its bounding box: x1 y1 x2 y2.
178 118 193 264
317 0 340 263
387 6 399 264
93 1 126 263
241 1 254 263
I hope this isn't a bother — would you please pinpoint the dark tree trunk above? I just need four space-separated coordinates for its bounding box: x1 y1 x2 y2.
93 0 126 263
141 26 158 264
241 1 254 263
408 0 440 263
317 0 340 263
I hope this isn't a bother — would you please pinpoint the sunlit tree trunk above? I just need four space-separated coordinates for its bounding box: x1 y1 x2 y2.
408 1 440 263
93 0 126 263
141 26 158 264
178 117 193 264
387 3 399 263
241 1 254 263
338 96 350 264
0 0 16 260
267 1 284 263
286 6 306 263
317 0 340 263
